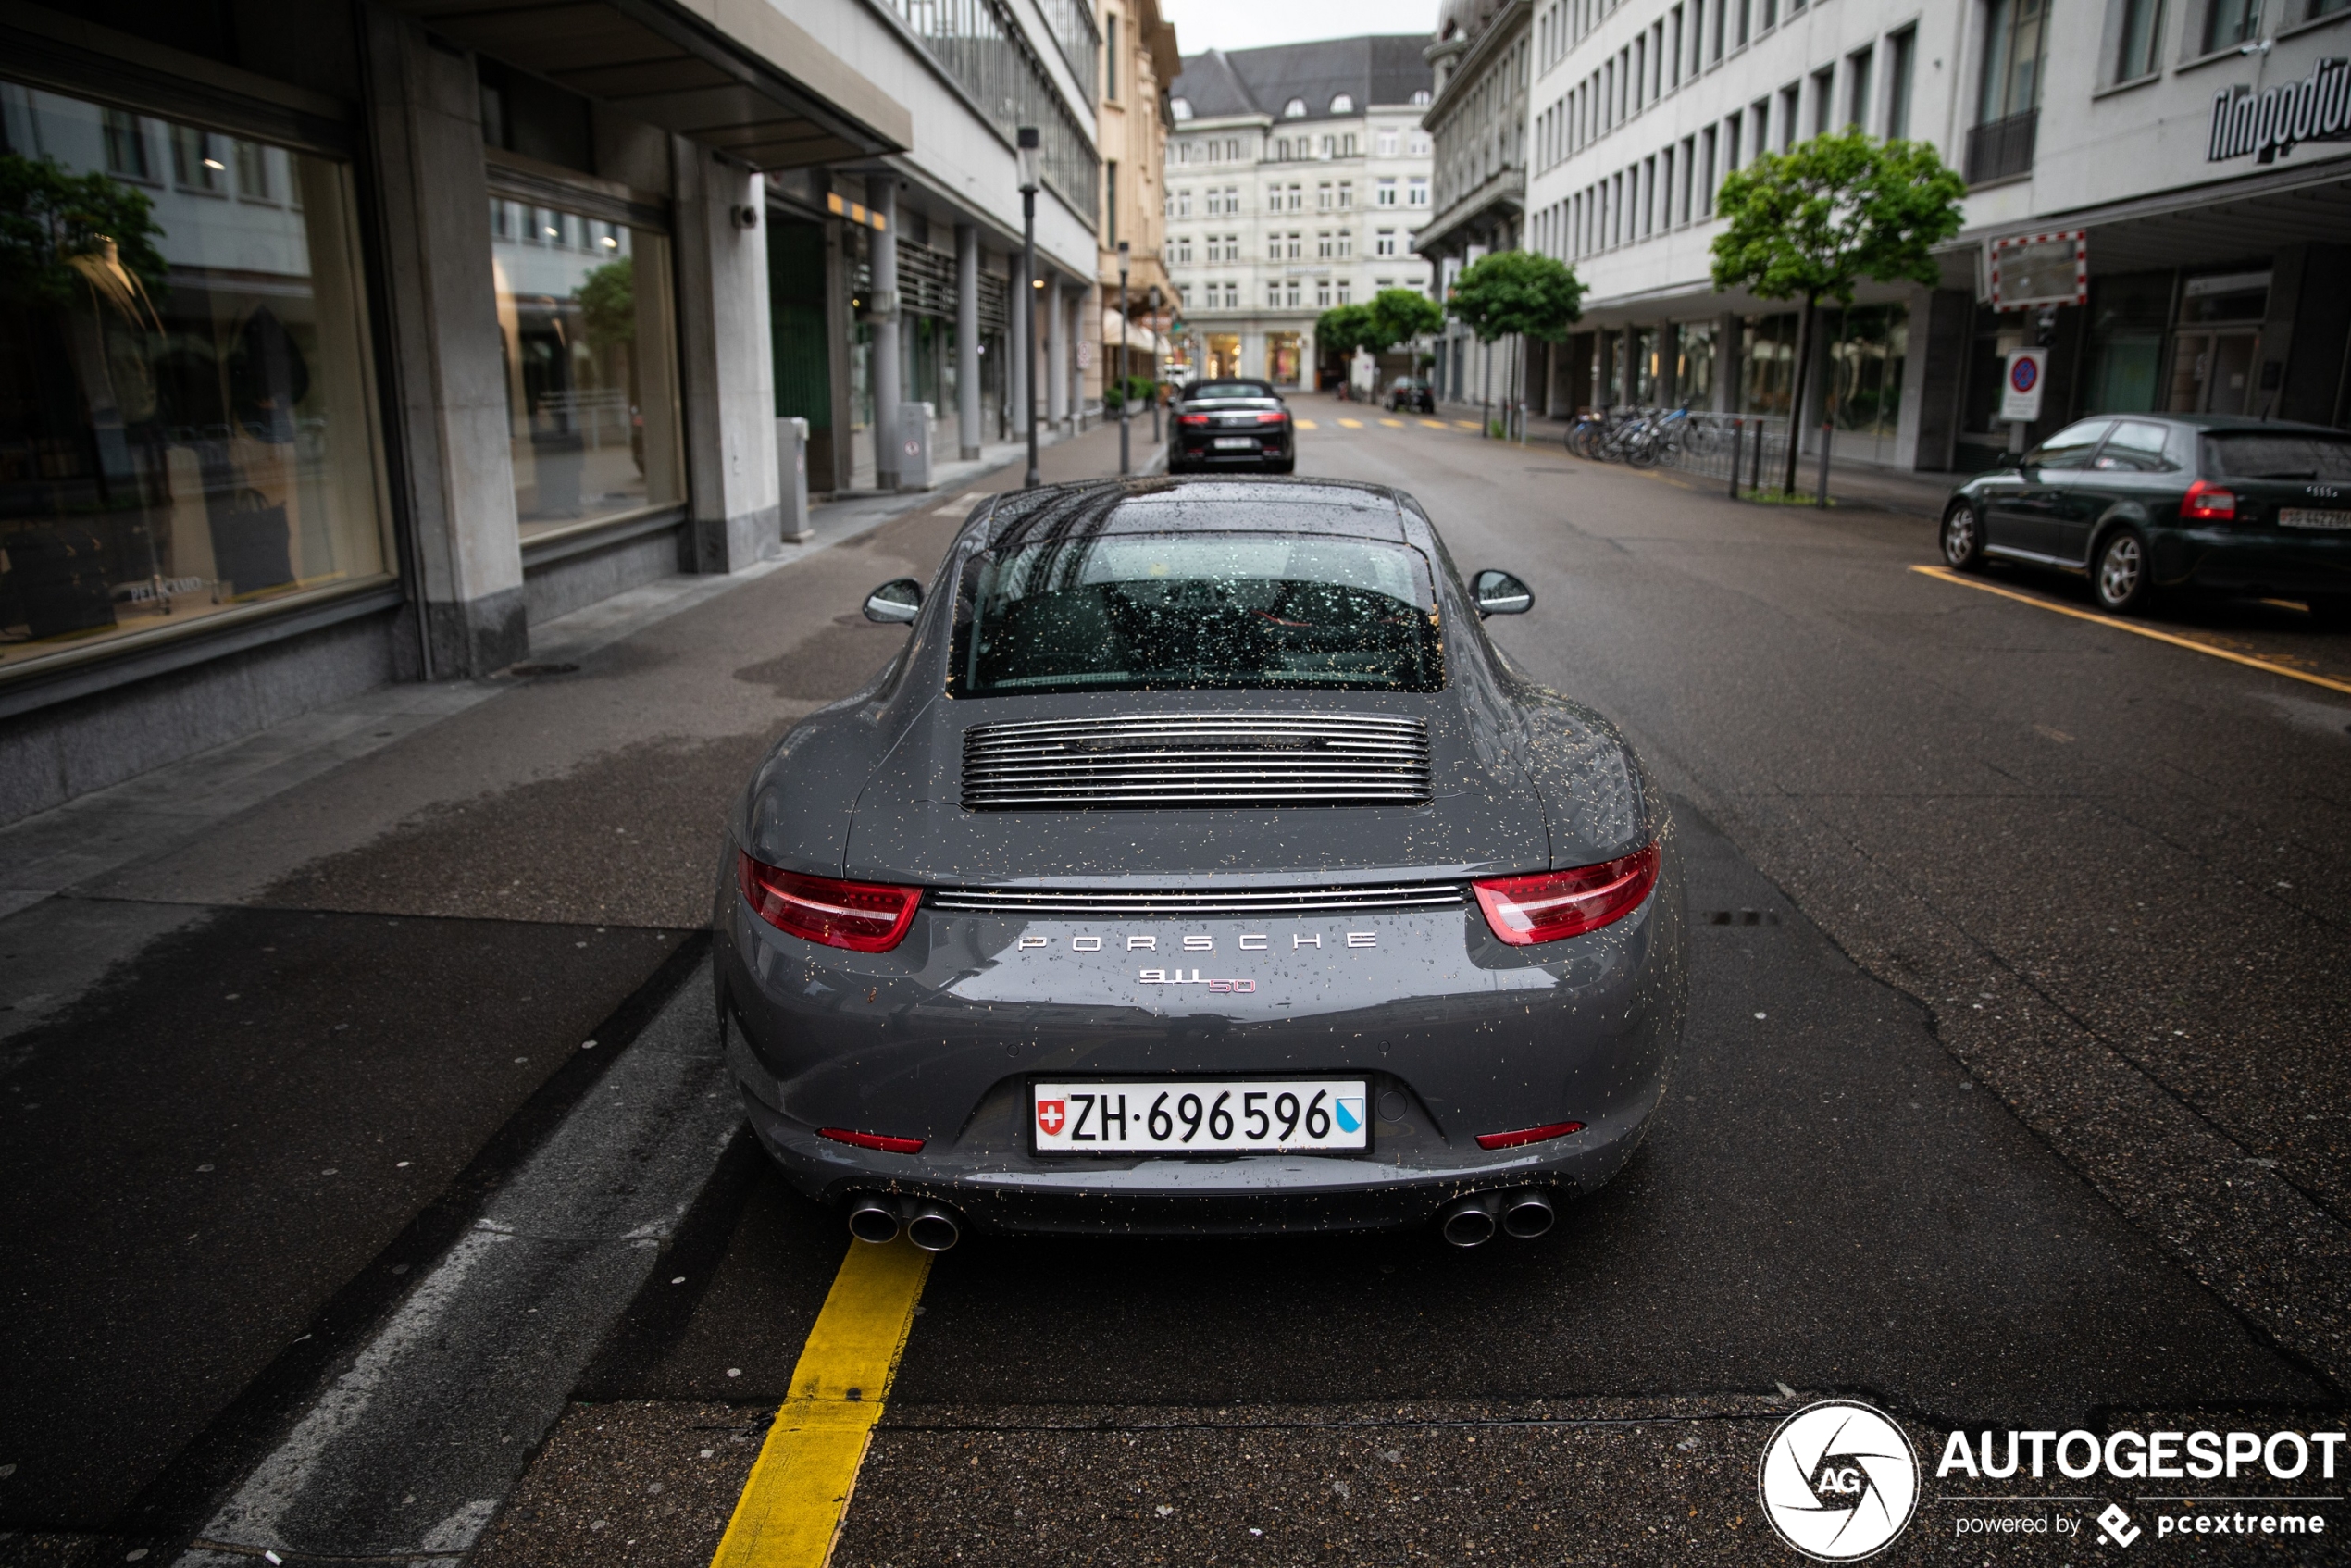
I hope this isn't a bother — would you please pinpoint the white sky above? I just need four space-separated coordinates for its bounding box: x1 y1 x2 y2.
1158 0 1439 56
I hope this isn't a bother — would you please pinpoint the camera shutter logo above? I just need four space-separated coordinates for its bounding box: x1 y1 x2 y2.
1758 1400 1920 1561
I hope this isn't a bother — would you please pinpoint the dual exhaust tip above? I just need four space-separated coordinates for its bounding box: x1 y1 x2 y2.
847 1193 962 1251
1439 1188 1555 1247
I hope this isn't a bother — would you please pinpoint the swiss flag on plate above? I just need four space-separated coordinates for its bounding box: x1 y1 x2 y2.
1036 1099 1066 1136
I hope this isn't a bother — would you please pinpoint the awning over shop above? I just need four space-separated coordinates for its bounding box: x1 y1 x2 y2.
1102 309 1162 355
392 0 909 168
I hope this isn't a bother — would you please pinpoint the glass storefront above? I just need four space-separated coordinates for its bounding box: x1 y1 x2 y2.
489 196 679 539
1 81 389 676
1741 314 1800 414
1266 331 1301 385
2083 272 2171 415
1674 320 1714 407
1826 304 1908 442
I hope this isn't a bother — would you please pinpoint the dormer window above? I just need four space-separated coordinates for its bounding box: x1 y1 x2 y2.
1410 89 1432 106
1330 93 1354 113
1170 96 1192 120
1283 97 1308 118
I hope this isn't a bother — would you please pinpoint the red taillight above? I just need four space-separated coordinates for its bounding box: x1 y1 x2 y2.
2182 479 2236 521
818 1126 926 1153
1254 410 1287 424
737 852 921 952
1475 1120 1586 1151
1177 413 1209 426
1473 842 1661 946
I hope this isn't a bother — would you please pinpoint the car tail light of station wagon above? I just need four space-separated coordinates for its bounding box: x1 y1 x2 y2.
1474 843 1661 945
2182 479 2237 521
738 852 922 952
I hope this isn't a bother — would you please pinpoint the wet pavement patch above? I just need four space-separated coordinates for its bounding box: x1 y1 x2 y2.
0 903 686 1532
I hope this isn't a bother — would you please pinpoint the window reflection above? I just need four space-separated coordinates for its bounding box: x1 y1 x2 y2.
0 81 388 675
489 198 679 538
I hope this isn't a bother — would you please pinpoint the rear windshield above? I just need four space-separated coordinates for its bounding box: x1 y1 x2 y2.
952 532 1442 697
1185 381 1277 402
2208 433 2351 481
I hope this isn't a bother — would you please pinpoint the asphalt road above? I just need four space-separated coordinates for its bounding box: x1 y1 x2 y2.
6 409 2348 1565
489 406 2345 1565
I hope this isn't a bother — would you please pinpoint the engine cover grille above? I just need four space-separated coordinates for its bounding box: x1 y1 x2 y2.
960 713 1431 810
927 883 1463 915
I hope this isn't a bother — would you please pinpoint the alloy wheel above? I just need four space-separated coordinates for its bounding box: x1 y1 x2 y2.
2097 532 2144 610
1942 505 1977 567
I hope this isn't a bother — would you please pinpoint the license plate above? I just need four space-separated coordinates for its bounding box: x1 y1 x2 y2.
1033 1079 1368 1153
1213 436 1259 449
2279 508 2351 529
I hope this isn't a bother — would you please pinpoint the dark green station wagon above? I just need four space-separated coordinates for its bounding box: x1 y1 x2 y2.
1939 415 2351 626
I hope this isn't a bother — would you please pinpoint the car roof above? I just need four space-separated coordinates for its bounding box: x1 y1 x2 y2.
978 477 1416 548
2071 413 2346 436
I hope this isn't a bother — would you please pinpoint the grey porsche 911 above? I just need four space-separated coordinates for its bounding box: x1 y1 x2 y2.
713 478 1685 1250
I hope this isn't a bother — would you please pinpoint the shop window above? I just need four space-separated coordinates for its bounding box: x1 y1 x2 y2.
1825 304 1909 442
2107 0 2165 84
0 81 391 679
490 188 682 540
2084 271 2172 414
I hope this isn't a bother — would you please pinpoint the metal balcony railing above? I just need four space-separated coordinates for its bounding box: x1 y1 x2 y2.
1965 108 2038 184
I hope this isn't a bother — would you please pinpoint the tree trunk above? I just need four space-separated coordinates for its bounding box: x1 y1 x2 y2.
1782 292 1818 496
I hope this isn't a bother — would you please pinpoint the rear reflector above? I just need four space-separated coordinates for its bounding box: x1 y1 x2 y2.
819 1126 926 1154
1473 842 1661 945
2182 479 2237 521
738 852 922 952
1475 1120 1585 1151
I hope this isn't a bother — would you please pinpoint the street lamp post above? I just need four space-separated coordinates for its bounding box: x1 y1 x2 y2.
1116 240 1130 477
1148 286 1163 442
1017 128 1040 490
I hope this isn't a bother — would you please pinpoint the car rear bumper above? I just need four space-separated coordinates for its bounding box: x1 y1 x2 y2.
2156 525 2351 597
1172 437 1291 467
713 852 1686 1236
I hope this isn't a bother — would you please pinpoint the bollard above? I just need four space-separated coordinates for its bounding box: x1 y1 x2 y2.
1727 418 1743 500
1816 421 1832 508
1750 416 1766 492
776 417 812 543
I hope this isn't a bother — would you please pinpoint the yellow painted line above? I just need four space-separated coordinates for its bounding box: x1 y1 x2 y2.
1453 420 1482 429
1379 417 1405 428
709 1237 932 1568
1336 417 1363 429
1419 419 1448 429
1294 418 1318 429
1909 565 2351 698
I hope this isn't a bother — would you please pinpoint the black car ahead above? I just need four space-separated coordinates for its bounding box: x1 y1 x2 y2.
1387 376 1436 414
1172 379 1295 473
1939 414 2351 623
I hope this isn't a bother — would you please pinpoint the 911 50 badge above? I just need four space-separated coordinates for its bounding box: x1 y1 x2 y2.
1138 969 1256 991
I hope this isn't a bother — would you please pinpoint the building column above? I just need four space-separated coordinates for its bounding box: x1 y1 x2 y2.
1011 250 1030 438
1714 311 1739 413
955 224 981 458
1047 277 1069 431
868 176 902 490
358 7 525 676
670 140 780 571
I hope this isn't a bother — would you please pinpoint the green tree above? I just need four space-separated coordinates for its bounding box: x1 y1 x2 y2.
1710 127 1964 493
0 154 168 314
1443 252 1584 439
1314 302 1375 357
1443 250 1586 343
1366 287 1444 351
576 255 636 352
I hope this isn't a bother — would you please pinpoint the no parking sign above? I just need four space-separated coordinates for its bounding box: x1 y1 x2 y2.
2000 349 2046 422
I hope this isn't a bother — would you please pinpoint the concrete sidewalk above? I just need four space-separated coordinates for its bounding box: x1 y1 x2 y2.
0 414 1154 1553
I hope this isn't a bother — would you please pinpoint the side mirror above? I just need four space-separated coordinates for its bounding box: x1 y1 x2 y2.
1472 570 1533 617
864 579 922 624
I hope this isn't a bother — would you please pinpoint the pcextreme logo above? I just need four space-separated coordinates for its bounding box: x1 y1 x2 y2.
1759 1400 1921 1561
